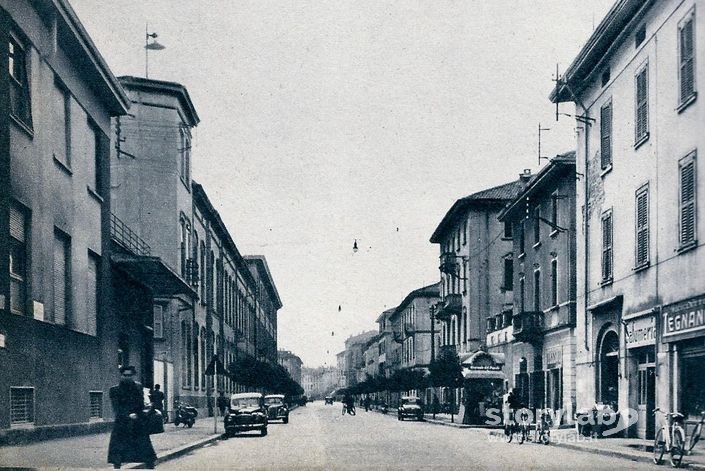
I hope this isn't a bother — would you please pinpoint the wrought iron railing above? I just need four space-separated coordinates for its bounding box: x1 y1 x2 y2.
110 213 151 256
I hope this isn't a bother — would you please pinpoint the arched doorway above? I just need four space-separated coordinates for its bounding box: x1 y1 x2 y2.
599 329 619 406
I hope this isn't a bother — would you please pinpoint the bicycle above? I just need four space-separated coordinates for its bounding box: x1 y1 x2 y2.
534 409 552 445
504 409 530 444
653 408 685 467
687 411 705 453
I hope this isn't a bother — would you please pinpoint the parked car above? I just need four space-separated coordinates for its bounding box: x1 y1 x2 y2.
264 394 289 424
325 395 334 405
398 396 424 421
224 392 268 437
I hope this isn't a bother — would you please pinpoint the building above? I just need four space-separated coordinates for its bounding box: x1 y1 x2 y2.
301 366 340 399
343 330 377 387
551 0 704 439
278 350 303 387
244 256 281 366
375 308 397 380
498 152 578 424
0 0 133 434
430 176 529 422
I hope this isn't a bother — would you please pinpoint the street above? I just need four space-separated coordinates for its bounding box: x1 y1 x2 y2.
161 402 653 470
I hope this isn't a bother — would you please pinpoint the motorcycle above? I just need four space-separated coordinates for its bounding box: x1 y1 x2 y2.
174 401 198 428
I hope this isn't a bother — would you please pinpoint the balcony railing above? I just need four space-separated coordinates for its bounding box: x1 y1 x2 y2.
435 294 462 321
111 213 150 256
512 311 544 344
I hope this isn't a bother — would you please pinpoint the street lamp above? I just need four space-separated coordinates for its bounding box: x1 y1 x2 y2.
144 23 165 78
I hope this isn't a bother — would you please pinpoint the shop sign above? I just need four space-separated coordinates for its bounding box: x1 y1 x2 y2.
662 295 705 341
625 315 656 348
545 347 562 368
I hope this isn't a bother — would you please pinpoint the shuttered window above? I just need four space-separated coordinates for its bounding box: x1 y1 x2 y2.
9 205 27 315
53 232 70 325
89 391 103 418
602 211 613 282
679 12 696 104
10 387 34 425
635 65 649 143
9 35 32 127
79 253 99 336
533 270 541 312
679 153 697 248
153 305 164 338
600 101 612 169
551 259 558 306
635 186 649 267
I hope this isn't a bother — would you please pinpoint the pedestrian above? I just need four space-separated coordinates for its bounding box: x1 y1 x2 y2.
364 396 370 412
217 391 228 417
149 384 165 422
108 366 157 469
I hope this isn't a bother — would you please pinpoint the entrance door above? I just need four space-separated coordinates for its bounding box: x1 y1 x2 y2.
637 350 656 439
599 330 619 407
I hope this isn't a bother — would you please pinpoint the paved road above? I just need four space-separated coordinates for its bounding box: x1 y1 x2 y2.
161 401 654 470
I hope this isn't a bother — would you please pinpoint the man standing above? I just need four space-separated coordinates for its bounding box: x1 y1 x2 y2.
217 391 228 417
108 366 157 469
149 384 165 422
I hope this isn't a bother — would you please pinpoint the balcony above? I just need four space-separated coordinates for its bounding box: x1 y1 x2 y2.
512 311 544 344
111 212 150 256
403 322 415 336
435 294 462 321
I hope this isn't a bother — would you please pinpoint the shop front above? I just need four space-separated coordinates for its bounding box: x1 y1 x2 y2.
662 294 705 422
624 310 657 439
461 351 506 425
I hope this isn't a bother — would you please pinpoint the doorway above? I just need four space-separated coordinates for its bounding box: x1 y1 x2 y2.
636 349 655 439
599 330 619 407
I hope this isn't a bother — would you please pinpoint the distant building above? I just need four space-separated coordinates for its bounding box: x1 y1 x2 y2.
278 350 303 386
301 366 339 399
344 330 377 386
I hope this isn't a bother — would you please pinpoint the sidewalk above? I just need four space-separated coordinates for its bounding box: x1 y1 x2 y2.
0 418 222 470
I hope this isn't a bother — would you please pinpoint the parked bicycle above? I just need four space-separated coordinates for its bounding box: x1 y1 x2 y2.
534 409 552 445
687 411 705 454
653 408 685 467
505 409 530 444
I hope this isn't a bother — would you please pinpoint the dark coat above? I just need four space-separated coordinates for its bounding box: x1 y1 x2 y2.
149 389 165 412
108 381 157 465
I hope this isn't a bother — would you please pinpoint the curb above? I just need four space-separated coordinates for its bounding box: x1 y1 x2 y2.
486 430 705 470
127 433 222 469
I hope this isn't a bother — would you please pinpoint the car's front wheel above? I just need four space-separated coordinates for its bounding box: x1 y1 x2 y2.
283 417 289 424
261 427 268 437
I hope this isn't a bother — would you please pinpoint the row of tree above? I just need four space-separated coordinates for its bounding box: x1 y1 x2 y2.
225 355 304 397
340 348 463 396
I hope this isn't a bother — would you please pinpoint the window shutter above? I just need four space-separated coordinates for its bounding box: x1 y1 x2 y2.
601 103 612 168
635 68 648 141
680 18 695 102
53 236 67 325
10 206 25 241
636 190 649 266
680 160 696 245
153 305 163 338
602 214 613 280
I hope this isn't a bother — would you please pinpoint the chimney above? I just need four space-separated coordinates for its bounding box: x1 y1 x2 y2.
519 168 532 183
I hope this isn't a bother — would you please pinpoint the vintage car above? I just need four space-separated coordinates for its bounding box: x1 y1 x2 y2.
224 392 268 437
264 394 289 424
398 396 424 421
324 395 334 405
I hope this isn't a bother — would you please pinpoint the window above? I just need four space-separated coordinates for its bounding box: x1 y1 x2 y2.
503 256 513 290
679 152 697 248
533 270 541 312
9 35 32 127
89 391 103 419
91 124 107 195
504 220 513 239
601 68 611 87
179 219 190 277
10 387 34 425
551 260 558 307
53 230 71 325
635 185 649 268
78 253 99 335
462 220 467 245
181 321 192 388
635 64 649 144
601 211 614 282
153 305 164 339
52 79 71 167
199 241 206 301
9 205 27 315
180 128 191 185
600 101 612 169
533 207 541 244
679 10 696 105
519 277 525 313
193 325 200 389
519 221 525 254
635 25 646 48
551 193 559 230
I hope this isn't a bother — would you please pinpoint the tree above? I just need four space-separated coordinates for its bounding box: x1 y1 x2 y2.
429 348 463 389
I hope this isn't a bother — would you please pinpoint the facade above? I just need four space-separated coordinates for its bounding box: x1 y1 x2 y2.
0 0 132 432
244 256 281 366
375 308 397 380
551 0 704 439
301 366 339 399
389 284 441 371
498 152 578 424
278 350 303 387
343 330 377 386
430 176 528 422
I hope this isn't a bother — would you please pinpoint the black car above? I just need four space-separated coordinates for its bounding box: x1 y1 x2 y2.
398 396 424 421
264 394 289 424
224 393 268 437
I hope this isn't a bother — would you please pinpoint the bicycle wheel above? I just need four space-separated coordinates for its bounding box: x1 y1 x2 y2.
654 428 665 465
670 428 685 468
504 425 513 443
519 425 526 444
541 430 550 445
688 423 701 452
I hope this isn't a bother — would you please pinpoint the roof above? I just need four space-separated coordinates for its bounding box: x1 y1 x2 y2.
390 283 441 319
34 0 129 115
244 256 283 310
498 151 576 222
430 179 528 243
192 182 257 290
550 0 654 103
375 307 397 324
118 76 200 126
231 392 263 399
264 394 285 399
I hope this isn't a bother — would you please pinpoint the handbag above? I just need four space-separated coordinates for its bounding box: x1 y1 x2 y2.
144 407 164 435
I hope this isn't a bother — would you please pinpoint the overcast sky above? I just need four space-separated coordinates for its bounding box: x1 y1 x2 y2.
71 0 614 368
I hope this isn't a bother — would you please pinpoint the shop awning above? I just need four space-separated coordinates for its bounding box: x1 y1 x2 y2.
462 368 507 380
587 295 623 312
111 254 196 297
461 351 505 367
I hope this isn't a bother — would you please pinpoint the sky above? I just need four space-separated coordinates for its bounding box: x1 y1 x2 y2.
70 0 615 368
